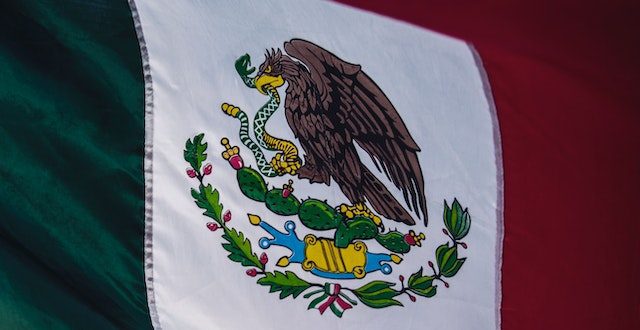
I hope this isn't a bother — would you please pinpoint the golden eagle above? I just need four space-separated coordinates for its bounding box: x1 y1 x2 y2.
254 39 427 226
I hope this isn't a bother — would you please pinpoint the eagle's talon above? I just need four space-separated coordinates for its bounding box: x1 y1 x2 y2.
372 215 382 226
338 203 384 227
270 153 302 176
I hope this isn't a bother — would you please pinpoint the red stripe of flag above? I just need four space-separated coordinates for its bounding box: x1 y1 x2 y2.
337 1 640 329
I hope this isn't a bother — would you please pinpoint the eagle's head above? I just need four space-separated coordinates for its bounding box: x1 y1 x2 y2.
255 48 288 95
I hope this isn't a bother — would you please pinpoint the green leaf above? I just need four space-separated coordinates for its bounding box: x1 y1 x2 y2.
456 209 471 240
184 133 208 171
407 267 436 296
443 199 452 230
353 281 402 308
436 243 459 275
257 271 311 299
354 281 396 295
221 227 263 269
410 285 437 298
191 184 223 221
442 258 466 278
436 243 450 267
444 198 472 240
436 242 466 277
408 267 423 287
451 198 463 235
409 276 434 291
444 247 458 271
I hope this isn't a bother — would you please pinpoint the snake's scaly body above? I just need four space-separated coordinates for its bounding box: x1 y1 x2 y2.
222 75 299 177
254 85 299 161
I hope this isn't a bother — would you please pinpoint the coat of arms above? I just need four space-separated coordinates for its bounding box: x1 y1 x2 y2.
184 39 471 317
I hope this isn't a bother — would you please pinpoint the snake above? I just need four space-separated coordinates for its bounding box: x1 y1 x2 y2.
221 72 299 177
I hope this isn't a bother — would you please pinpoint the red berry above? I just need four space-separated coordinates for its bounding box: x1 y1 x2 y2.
206 222 219 231
229 155 244 170
246 268 257 277
444 282 450 288
282 189 291 198
403 233 416 246
223 210 232 223
203 163 213 175
442 228 449 235
428 261 434 268
399 275 404 282
460 242 468 249
409 294 416 302
186 168 197 178
259 252 268 265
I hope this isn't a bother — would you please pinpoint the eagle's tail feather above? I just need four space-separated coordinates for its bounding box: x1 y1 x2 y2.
361 167 416 225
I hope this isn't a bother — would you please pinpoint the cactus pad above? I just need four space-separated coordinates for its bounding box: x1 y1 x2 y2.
375 231 411 254
298 199 343 230
265 189 301 215
237 167 268 201
334 216 379 248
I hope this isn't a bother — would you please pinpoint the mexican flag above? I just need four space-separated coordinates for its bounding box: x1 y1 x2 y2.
1 1 638 329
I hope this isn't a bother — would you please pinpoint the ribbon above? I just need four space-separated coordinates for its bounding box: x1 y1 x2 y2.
308 283 353 317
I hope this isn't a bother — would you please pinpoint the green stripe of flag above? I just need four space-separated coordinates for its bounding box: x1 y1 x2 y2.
0 0 151 328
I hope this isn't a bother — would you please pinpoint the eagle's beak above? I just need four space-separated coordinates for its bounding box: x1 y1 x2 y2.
255 74 284 95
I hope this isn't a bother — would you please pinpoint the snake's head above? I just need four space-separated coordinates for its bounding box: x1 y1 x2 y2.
255 49 285 95
235 54 256 78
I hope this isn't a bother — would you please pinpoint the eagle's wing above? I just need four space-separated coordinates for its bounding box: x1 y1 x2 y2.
284 39 428 222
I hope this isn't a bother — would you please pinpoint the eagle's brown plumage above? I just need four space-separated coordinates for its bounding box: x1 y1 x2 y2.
257 39 427 225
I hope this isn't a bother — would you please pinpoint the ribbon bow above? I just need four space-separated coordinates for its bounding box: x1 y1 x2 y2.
306 283 356 317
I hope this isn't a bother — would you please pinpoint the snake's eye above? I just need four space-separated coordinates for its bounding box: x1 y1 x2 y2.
264 65 272 74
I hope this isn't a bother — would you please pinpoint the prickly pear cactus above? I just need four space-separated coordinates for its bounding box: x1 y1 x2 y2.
237 167 267 202
334 216 379 248
298 199 343 230
375 231 411 254
233 164 416 253
265 189 301 216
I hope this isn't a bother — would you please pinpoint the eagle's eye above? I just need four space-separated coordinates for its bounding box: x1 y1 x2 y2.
264 65 272 74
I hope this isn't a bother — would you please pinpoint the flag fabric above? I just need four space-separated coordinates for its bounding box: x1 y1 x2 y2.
1 1 638 330
0 1 149 329
134 1 501 328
